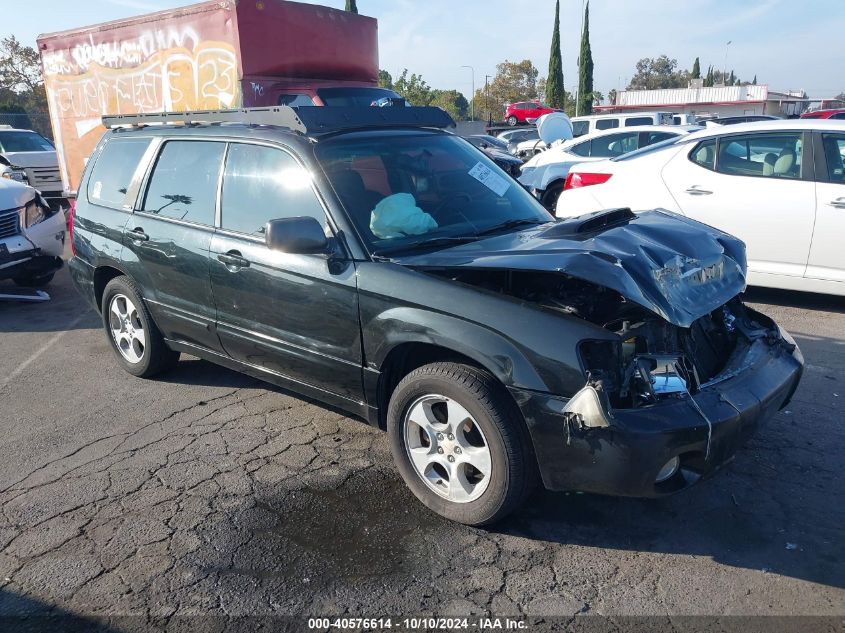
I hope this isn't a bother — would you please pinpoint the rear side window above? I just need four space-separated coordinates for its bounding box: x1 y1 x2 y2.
596 118 619 130
690 139 716 170
645 131 677 145
142 141 225 226
569 140 591 157
624 116 653 127
221 143 325 236
590 132 639 158
716 133 802 179
572 121 589 137
87 138 151 208
820 134 845 182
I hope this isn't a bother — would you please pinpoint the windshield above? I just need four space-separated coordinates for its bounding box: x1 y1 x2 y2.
316 132 552 255
317 87 403 107
0 131 54 152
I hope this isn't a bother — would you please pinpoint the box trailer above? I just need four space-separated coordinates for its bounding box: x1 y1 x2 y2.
37 0 382 195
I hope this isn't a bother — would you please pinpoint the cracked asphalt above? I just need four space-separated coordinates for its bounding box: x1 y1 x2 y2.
0 263 843 630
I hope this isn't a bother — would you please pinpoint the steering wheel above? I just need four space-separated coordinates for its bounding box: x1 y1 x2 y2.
432 192 472 218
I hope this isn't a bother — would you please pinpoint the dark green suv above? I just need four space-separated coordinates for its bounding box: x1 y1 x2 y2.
69 107 803 525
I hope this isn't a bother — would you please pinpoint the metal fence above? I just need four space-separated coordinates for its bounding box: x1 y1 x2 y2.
0 112 53 140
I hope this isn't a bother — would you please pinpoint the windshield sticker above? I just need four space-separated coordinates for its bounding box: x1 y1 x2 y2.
468 162 511 197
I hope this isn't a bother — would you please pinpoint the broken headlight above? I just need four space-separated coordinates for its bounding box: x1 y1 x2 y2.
1 166 28 183
18 199 47 228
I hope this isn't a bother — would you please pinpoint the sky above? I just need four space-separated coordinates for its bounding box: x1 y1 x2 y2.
12 0 845 99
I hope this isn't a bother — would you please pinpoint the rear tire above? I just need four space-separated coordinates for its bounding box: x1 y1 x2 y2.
13 273 55 288
387 362 537 526
507 115 518 126
101 276 179 378
540 180 565 212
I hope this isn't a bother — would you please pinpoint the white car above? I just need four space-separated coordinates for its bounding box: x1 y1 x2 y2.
556 119 845 296
520 125 699 209
0 126 66 209
0 178 66 287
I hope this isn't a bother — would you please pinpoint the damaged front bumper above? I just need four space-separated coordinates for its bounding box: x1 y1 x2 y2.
512 325 803 497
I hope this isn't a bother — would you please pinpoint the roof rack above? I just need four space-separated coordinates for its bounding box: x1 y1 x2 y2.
102 107 307 134
102 106 455 136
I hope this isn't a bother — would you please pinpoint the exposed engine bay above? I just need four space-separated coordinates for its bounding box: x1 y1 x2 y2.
426 268 788 409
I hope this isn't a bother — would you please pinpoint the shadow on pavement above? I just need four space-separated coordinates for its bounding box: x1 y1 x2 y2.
744 287 845 314
0 588 121 632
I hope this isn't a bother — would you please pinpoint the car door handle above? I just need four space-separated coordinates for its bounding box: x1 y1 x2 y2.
828 197 845 209
129 227 149 242
684 186 713 196
217 251 250 269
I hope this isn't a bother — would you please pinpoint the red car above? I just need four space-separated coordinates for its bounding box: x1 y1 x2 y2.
800 108 845 120
504 101 560 126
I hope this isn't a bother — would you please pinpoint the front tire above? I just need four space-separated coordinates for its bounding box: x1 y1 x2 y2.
387 363 537 525
101 276 179 378
13 272 55 288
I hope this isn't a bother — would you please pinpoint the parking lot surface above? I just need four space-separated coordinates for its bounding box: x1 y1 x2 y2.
0 263 843 628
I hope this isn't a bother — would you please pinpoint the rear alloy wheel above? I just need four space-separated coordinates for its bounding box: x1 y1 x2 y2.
507 115 518 126
101 276 179 378
388 362 537 525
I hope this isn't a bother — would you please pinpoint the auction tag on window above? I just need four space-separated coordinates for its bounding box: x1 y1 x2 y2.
468 162 511 197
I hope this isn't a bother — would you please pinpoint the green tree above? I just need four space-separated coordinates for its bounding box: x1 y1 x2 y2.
691 57 701 79
627 55 689 90
752 75 757 85
344 0 358 13
577 1 594 115
608 88 617 105
471 59 541 122
393 69 432 106
545 0 565 109
0 36 49 137
591 91 604 105
378 69 393 90
430 89 469 120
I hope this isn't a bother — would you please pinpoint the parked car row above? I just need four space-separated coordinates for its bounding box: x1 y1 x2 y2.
555 119 845 296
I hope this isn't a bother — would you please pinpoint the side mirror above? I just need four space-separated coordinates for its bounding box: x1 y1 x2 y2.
480 142 489 149
265 216 328 254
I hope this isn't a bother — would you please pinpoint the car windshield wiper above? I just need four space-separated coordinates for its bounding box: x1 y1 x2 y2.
475 218 546 237
372 235 480 257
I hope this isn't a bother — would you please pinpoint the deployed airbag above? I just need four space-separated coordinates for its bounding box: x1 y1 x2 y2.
370 193 438 239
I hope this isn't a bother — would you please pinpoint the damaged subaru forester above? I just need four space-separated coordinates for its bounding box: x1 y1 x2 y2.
69 107 803 525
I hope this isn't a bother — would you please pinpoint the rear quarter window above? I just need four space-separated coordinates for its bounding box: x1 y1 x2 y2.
624 116 653 127
87 138 151 209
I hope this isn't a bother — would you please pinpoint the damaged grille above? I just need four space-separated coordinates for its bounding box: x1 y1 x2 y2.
0 208 20 239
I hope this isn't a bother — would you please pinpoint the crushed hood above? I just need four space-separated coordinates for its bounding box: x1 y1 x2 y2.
0 178 38 211
1 151 58 169
395 208 747 328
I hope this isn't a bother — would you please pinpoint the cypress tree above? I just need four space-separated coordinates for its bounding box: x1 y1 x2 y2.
752 74 757 85
345 0 358 13
691 57 700 79
546 0 565 109
577 1 594 115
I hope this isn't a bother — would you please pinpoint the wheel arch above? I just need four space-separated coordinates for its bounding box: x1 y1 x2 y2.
93 264 131 313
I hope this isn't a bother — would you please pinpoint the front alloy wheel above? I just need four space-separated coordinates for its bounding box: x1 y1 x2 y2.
388 362 537 525
403 394 492 503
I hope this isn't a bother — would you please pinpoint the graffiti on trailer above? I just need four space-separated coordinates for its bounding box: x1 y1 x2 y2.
41 26 241 191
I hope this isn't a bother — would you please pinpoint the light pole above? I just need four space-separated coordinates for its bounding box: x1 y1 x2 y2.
723 40 732 85
485 74 492 124
461 65 475 120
